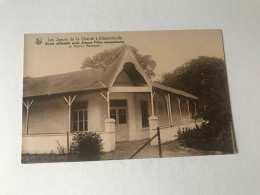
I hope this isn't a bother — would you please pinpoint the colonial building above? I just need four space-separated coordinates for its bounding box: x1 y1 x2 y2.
22 47 199 153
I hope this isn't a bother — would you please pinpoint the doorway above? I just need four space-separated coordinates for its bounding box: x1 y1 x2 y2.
110 100 129 142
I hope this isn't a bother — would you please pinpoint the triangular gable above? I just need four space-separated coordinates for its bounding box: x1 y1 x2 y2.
103 46 152 88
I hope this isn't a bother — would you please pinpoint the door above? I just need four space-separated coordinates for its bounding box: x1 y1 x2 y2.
110 107 128 142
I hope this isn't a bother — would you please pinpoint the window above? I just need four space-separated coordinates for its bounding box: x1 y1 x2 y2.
72 102 88 131
110 108 127 125
141 101 149 127
118 109 127 124
110 100 127 125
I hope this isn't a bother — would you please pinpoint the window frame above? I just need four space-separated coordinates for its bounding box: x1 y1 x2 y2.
110 106 128 125
72 108 88 132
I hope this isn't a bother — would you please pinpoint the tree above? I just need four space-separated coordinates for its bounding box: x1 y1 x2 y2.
161 56 232 129
162 56 234 152
81 44 156 78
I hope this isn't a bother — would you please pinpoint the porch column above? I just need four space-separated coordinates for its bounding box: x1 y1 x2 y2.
107 91 110 118
164 93 172 126
100 91 111 118
103 118 116 152
63 95 76 132
186 99 190 125
149 116 159 145
164 94 170 126
150 90 155 116
168 93 173 125
177 97 182 122
194 101 197 115
23 100 33 134
100 91 115 152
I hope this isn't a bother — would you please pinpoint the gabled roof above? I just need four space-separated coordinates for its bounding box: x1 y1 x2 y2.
101 47 128 87
101 46 152 87
23 46 197 100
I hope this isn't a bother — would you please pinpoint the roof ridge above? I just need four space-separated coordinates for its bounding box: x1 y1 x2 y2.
23 68 103 80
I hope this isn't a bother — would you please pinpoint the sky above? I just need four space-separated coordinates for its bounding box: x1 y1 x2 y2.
24 30 225 80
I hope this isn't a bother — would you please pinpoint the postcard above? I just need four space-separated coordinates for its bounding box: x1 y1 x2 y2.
22 30 236 163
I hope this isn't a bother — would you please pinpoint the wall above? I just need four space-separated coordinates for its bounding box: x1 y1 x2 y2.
22 91 105 134
22 96 68 134
73 92 104 132
22 131 115 154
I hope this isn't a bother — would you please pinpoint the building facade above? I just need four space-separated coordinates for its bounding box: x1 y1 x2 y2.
22 47 199 153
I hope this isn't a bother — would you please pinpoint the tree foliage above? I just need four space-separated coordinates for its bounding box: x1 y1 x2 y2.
162 56 234 152
161 56 232 129
81 44 156 78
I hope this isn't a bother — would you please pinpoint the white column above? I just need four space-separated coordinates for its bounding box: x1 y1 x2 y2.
164 94 171 126
23 100 33 134
150 90 155 116
186 99 190 124
186 100 190 117
63 95 76 132
177 97 182 122
107 91 110 118
194 101 197 115
168 93 172 126
149 116 159 145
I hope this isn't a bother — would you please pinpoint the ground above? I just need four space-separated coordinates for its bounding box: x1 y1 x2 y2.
21 139 217 164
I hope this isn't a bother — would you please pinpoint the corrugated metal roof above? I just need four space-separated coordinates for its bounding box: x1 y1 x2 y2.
152 82 198 100
23 69 106 97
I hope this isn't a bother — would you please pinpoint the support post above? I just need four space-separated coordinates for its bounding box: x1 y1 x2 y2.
150 90 155 116
177 98 182 122
63 95 76 133
164 94 171 126
149 116 158 145
100 91 111 119
194 101 197 115
186 99 190 124
104 118 116 151
107 91 110 118
168 93 172 126
68 96 71 132
23 100 33 134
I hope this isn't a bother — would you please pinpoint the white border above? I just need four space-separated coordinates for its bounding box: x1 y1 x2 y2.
0 0 260 194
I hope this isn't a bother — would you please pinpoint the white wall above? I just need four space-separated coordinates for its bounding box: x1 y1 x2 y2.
22 131 115 154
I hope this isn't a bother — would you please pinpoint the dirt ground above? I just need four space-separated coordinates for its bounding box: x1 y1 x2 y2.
101 139 209 160
22 139 212 164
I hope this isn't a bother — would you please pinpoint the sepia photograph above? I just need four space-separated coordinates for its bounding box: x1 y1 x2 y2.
22 30 236 163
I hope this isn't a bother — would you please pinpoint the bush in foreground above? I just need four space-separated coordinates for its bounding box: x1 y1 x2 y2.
177 123 233 153
70 131 103 161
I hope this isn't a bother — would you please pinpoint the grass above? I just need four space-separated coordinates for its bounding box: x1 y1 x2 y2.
21 139 218 164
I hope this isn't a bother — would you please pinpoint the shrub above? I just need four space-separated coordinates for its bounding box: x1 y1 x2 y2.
177 123 233 153
56 140 67 154
70 131 103 161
